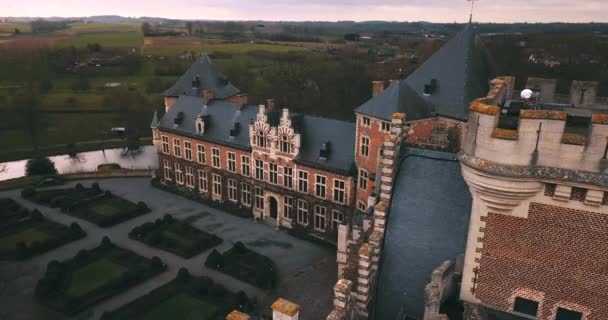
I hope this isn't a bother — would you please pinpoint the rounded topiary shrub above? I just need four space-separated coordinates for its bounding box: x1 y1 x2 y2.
31 209 43 220
177 267 191 282
69 222 83 234
25 157 58 177
101 236 112 248
205 249 224 268
233 241 247 254
75 183 84 191
136 201 148 213
92 182 101 192
104 190 112 197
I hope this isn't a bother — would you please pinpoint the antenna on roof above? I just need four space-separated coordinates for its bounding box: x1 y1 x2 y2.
466 0 479 24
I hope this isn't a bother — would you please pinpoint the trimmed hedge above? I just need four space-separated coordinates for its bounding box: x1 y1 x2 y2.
128 214 222 258
100 273 253 320
0 198 86 260
35 239 166 316
204 242 278 289
150 178 252 219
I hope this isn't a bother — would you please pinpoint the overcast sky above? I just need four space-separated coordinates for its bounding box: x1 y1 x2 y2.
2 0 607 23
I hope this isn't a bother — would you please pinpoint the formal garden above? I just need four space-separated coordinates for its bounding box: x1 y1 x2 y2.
35 237 166 315
21 182 150 227
129 214 222 258
101 268 253 320
0 198 86 260
205 242 278 289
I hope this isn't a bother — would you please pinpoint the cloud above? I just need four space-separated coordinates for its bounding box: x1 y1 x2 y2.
2 0 607 22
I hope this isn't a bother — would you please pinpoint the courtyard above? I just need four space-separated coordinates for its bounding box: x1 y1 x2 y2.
0 177 336 320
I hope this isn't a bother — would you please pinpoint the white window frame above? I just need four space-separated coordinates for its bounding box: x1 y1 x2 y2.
381 121 391 132
315 174 327 198
283 196 293 219
255 187 264 209
314 205 327 232
185 166 194 188
357 200 367 212
227 152 236 173
173 138 182 158
280 135 291 153
241 183 252 206
198 170 208 192
297 200 308 225
283 167 293 189
212 148 221 169
256 131 267 148
228 179 238 202
163 160 171 180
212 173 222 197
360 136 370 157
174 163 184 184
197 144 206 164
332 210 344 230
269 163 278 184
161 136 170 154
359 169 368 190
255 159 264 180
298 170 308 193
241 156 250 176
184 141 192 161
333 179 346 204
362 116 371 127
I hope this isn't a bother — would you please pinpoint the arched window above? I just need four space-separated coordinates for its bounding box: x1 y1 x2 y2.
280 135 291 153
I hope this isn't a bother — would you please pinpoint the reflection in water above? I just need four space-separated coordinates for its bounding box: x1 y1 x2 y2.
0 146 159 181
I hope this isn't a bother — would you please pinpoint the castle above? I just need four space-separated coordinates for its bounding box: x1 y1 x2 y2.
151 24 608 320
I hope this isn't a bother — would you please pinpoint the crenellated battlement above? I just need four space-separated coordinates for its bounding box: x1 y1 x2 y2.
463 77 608 184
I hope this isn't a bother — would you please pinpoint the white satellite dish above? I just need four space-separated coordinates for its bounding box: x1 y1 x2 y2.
521 89 534 100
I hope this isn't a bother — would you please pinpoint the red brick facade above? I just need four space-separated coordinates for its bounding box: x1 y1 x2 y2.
475 202 608 320
406 117 465 152
155 129 355 242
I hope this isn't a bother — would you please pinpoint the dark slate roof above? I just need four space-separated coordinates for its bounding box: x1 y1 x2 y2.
373 148 472 320
356 24 495 121
162 56 241 99
157 96 356 174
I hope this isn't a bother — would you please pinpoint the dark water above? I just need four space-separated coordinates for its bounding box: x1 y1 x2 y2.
0 146 159 181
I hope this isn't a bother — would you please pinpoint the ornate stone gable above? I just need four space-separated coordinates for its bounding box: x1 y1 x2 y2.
250 105 301 160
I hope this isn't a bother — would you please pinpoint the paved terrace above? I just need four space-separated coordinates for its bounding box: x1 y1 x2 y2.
0 178 336 320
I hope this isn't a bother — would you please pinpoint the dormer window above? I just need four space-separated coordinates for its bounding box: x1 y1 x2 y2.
280 135 292 153
257 131 267 148
196 116 205 135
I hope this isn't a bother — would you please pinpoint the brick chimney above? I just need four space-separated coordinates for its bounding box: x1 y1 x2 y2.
372 81 385 97
271 298 300 320
203 90 216 105
267 98 276 112
226 310 250 320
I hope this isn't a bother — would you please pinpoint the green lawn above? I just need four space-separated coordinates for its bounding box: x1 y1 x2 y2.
0 228 50 250
89 203 123 217
161 230 194 247
0 22 31 33
66 258 126 297
143 43 305 56
144 293 219 320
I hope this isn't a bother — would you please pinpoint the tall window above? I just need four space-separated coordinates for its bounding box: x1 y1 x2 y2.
297 200 308 225
283 167 293 189
256 131 267 148
174 163 184 184
241 183 252 206
161 136 169 154
283 196 293 219
197 144 206 164
359 169 368 190
228 179 237 201
269 163 278 184
334 179 346 204
280 135 291 153
241 156 250 176
255 187 264 209
185 166 194 188
184 141 192 161
315 175 327 198
513 297 539 318
163 160 171 180
298 170 308 193
360 136 370 156
173 138 182 157
212 174 222 197
212 148 220 168
198 170 208 192
357 200 367 212
255 159 264 180
227 152 236 173
314 206 327 231
332 210 344 230
381 121 391 132
362 116 371 127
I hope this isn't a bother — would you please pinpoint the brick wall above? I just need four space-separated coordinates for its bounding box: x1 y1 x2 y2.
157 129 356 242
354 114 390 208
406 117 465 152
475 202 608 320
